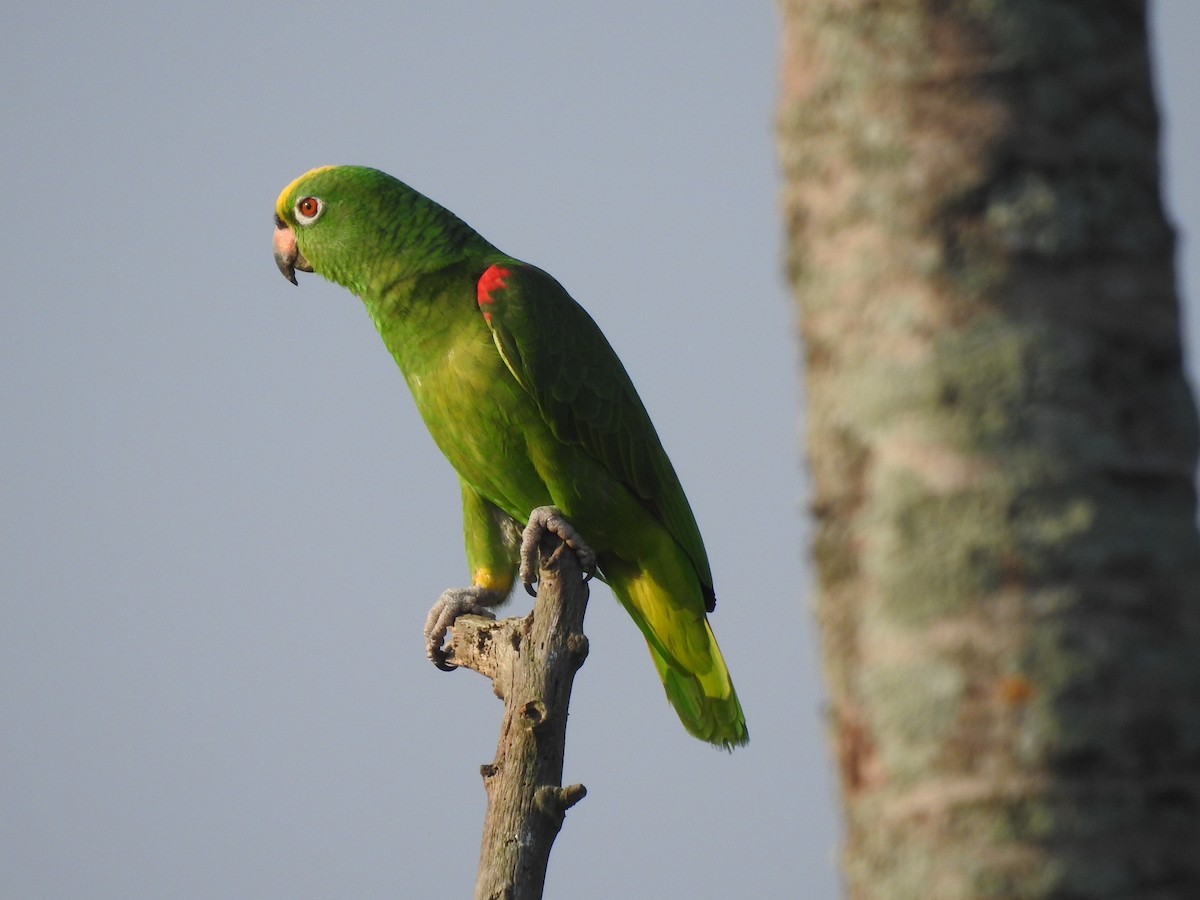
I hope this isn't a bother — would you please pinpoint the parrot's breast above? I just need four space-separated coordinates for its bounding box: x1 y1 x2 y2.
401 314 552 521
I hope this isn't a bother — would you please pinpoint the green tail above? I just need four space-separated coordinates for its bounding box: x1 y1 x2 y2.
648 639 748 749
609 568 748 749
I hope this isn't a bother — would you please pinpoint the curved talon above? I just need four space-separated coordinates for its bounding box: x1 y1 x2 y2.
520 506 596 596
424 586 499 669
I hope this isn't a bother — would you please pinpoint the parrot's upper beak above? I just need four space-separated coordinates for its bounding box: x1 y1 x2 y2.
274 216 313 285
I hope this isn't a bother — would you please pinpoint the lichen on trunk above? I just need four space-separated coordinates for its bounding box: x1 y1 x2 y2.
779 1 1200 895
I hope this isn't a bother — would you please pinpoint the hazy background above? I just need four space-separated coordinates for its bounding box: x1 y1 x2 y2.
2 3 1196 897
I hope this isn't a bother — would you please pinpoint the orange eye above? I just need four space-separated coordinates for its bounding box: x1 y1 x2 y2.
294 195 323 224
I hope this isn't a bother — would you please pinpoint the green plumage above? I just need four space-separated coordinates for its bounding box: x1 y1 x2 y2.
274 165 746 747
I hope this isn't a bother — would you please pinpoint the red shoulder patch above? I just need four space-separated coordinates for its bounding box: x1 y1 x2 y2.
477 265 511 306
477 265 511 323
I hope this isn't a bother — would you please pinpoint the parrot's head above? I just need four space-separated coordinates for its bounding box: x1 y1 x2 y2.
273 165 481 295
273 165 383 291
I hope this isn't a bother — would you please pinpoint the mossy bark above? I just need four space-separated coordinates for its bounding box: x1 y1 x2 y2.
778 1 1200 896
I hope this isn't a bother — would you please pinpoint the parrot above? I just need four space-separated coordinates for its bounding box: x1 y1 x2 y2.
273 165 746 748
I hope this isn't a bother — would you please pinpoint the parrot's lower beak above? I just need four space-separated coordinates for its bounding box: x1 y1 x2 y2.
273 217 312 285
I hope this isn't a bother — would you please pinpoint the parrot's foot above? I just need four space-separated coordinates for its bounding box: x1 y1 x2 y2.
424 586 500 671
520 506 597 597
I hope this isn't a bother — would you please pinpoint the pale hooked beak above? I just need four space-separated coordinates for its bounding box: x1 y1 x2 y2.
273 215 313 284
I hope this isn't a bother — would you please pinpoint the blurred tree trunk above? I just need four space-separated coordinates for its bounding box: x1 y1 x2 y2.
778 2 1200 897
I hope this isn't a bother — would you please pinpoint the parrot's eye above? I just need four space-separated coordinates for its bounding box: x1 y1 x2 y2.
294 196 324 225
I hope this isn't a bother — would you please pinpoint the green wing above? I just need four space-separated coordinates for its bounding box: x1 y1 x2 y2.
476 261 715 606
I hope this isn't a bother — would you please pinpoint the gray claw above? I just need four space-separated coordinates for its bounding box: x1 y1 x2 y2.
519 506 597 596
424 586 499 670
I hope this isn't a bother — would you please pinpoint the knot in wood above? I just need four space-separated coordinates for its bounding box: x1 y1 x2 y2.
566 632 589 668
534 783 587 823
519 699 547 731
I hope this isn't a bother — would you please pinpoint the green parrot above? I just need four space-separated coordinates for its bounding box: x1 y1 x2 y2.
273 165 746 748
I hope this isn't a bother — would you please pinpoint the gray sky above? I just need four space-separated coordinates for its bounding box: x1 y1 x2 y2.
2 3 1196 898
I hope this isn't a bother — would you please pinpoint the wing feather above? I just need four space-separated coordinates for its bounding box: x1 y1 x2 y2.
477 261 713 592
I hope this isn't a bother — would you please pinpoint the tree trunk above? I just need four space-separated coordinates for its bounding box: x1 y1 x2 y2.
778 1 1200 896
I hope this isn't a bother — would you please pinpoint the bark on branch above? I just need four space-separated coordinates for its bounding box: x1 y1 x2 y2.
445 533 590 900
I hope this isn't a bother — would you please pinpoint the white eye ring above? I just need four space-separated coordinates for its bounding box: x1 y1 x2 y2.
294 196 324 225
